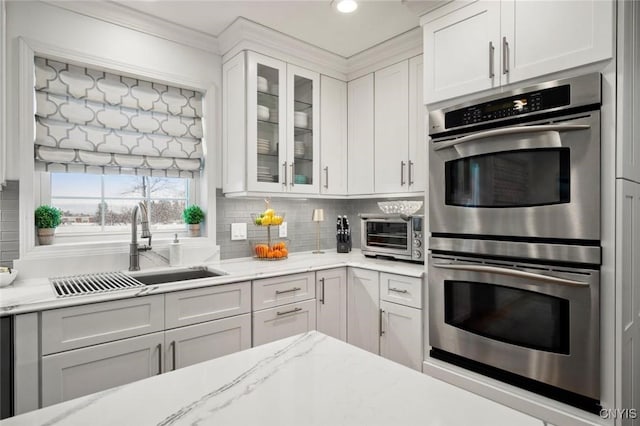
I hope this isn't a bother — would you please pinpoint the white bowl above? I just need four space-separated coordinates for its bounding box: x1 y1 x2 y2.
294 111 308 128
0 269 18 287
257 105 270 121
378 201 423 215
257 76 268 92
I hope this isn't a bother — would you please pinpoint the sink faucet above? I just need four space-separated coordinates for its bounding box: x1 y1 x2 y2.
129 202 152 271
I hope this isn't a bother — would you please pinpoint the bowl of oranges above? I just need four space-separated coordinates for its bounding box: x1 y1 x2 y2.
251 208 284 226
251 240 289 260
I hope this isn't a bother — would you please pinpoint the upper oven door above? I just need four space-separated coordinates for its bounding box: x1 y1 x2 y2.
429 112 600 241
361 217 411 257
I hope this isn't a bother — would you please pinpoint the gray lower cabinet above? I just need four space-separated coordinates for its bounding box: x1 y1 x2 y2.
316 268 347 341
41 332 164 407
346 267 380 354
252 299 317 346
164 313 251 371
379 300 422 370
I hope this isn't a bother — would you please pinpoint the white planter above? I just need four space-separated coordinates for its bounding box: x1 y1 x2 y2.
37 228 56 245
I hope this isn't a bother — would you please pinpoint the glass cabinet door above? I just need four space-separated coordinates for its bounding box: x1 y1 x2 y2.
247 52 287 192
287 65 319 194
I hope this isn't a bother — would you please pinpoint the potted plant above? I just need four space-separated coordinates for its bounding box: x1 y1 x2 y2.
35 205 62 245
183 205 204 237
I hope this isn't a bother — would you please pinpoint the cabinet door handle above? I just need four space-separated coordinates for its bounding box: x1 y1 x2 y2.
290 163 295 187
400 161 406 186
379 309 385 336
323 166 329 189
275 286 301 295
408 161 414 186
282 161 288 187
157 343 162 375
502 36 509 75
277 307 302 316
389 287 409 294
171 340 177 371
319 278 325 304
489 41 495 78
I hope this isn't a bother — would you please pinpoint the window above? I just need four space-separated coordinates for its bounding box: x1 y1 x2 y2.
49 173 190 235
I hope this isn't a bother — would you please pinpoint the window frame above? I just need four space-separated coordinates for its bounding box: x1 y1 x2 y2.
18 37 217 260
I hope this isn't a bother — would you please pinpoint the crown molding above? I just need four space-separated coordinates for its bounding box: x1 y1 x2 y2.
345 26 423 80
42 0 219 55
219 17 349 80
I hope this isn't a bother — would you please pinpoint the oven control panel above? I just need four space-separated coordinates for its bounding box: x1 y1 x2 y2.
445 84 570 128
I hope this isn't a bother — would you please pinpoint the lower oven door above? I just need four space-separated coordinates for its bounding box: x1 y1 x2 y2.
428 253 599 400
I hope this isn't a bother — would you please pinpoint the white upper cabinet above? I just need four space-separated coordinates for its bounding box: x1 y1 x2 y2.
408 55 426 193
223 51 320 195
347 73 375 195
500 0 613 86
372 56 426 195
320 76 348 195
374 61 410 194
422 0 613 104
423 1 501 104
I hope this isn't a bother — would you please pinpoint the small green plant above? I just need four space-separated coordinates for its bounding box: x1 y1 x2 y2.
35 205 62 229
182 205 205 225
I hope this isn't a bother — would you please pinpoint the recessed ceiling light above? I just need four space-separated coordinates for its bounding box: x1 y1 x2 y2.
335 0 358 14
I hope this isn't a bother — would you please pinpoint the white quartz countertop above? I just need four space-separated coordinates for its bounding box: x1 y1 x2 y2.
2 331 543 426
0 250 424 316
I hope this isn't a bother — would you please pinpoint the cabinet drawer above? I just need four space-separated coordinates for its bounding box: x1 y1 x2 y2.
252 299 317 346
41 295 164 355
379 273 422 309
165 282 251 329
41 331 164 407
252 272 316 310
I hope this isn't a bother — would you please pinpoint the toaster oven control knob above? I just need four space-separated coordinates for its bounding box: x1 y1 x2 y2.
413 250 422 259
413 239 422 248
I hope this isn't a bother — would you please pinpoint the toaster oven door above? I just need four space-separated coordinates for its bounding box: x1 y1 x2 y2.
361 218 411 258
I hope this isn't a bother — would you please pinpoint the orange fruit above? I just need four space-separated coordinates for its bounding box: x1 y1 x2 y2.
266 251 274 259
273 250 282 258
280 248 288 257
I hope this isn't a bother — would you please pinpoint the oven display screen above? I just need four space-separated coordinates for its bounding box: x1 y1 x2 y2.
444 280 570 354
444 85 570 128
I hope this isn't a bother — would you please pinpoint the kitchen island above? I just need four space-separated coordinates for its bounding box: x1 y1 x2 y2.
2 331 543 426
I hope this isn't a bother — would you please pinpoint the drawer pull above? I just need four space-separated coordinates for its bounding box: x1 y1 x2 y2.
389 287 409 294
277 307 302 316
275 287 301 295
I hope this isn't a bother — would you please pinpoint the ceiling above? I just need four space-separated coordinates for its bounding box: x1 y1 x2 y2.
110 0 442 58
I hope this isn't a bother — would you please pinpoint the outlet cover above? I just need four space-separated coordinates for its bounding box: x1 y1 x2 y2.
279 221 287 238
231 223 247 240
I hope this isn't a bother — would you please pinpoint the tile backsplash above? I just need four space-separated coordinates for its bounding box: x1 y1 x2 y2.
0 183 424 264
216 189 424 260
0 181 19 268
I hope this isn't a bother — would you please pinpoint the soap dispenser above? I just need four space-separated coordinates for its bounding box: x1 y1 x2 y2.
169 233 183 266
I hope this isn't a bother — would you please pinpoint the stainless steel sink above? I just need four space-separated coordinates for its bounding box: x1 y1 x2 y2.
128 267 226 285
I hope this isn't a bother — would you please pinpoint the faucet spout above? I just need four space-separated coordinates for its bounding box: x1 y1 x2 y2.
129 202 152 271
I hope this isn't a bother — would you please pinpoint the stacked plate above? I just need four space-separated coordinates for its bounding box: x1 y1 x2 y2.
257 138 271 154
258 166 274 182
294 140 305 157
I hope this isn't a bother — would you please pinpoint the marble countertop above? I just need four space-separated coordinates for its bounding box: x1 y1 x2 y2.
2 331 543 426
0 250 424 316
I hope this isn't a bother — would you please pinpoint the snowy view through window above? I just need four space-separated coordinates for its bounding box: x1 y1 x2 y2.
50 174 189 234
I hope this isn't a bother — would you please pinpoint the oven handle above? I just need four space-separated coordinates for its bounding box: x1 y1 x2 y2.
432 263 588 287
432 124 590 151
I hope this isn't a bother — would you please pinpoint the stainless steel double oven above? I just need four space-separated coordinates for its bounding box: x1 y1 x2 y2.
427 73 602 412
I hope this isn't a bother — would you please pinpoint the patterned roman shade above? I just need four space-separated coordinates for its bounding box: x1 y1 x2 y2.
33 57 204 177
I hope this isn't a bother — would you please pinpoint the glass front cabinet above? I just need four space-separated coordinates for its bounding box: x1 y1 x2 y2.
223 51 319 195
